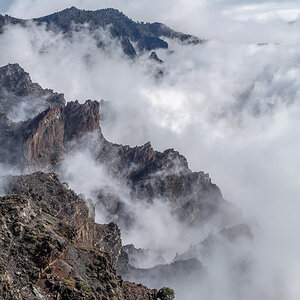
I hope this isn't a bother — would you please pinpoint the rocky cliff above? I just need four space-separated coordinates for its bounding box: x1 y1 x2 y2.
0 63 101 170
0 172 159 299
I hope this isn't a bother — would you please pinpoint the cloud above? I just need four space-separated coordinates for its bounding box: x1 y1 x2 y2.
3 0 300 42
1 4 300 299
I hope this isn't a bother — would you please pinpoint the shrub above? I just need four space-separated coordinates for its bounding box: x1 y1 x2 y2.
157 287 175 300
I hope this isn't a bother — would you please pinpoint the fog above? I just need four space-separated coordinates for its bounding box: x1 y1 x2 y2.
1 1 300 299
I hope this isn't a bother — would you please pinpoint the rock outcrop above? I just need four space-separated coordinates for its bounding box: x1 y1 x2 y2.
149 51 163 64
0 172 159 299
96 140 239 227
0 64 101 170
0 100 101 170
0 63 65 121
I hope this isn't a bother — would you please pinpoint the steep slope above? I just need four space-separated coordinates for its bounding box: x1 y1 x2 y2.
0 172 159 300
143 22 202 44
0 7 202 57
96 140 238 227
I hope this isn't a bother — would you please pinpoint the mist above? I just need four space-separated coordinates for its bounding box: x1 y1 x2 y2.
1 2 300 299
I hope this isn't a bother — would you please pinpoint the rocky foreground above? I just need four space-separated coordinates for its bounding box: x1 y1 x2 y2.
0 172 163 299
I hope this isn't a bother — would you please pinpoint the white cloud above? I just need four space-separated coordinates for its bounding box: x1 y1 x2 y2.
1 2 300 298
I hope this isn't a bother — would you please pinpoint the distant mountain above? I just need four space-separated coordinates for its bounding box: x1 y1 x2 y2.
0 7 204 57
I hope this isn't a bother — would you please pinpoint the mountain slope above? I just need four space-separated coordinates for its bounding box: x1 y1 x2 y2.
1 172 159 300
0 7 203 57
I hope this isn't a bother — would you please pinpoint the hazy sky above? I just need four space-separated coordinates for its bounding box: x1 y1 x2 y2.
1 0 300 23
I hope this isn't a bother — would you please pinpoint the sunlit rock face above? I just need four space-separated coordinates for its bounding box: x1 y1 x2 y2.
0 64 101 170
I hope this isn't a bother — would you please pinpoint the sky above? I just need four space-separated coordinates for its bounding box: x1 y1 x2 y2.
1 0 300 299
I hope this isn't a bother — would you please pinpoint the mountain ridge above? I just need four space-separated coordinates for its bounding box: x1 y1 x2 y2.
0 7 204 57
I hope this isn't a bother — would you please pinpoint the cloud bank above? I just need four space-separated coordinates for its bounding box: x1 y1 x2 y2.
1 2 300 299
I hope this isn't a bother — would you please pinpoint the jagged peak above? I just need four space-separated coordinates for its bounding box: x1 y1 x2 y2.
149 51 163 64
143 141 152 147
69 6 79 11
0 63 27 74
0 63 36 95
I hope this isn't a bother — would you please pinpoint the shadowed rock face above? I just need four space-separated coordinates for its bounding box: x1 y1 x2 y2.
1 172 158 300
0 64 65 121
96 140 239 227
0 100 101 170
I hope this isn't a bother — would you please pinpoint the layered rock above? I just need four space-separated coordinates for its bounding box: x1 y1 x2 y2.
0 172 159 299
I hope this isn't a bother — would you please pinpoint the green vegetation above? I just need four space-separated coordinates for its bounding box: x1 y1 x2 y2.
158 287 175 300
64 279 74 286
83 285 92 292
94 260 101 266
